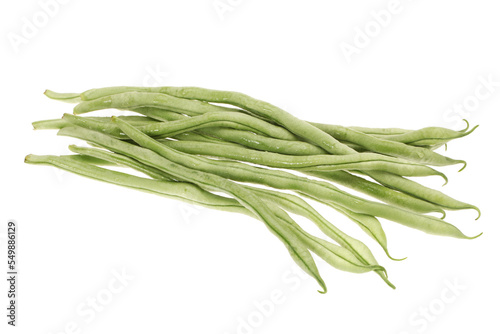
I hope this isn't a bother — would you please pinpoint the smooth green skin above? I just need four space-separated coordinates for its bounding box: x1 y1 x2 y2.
74 89 478 210
163 136 445 216
60 121 480 241
134 106 330 155
155 124 446 215
311 123 466 168
307 170 445 216
62 112 447 178
75 88 473 149
62 113 448 179
69 145 174 180
44 90 81 103
57 88 481 212
123 115 443 216
248 188 394 287
33 116 157 130
345 121 474 148
347 126 410 135
70 144 393 285
74 137 413 261
299 192 403 261
111 119 387 278
161 140 447 178
79 86 465 167
25 154 245 212
79 88 354 155
143 112 447 216
35 110 477 216
55 127 328 293
362 171 481 218
371 123 479 147
75 91 242 116
67 111 300 141
27 154 389 288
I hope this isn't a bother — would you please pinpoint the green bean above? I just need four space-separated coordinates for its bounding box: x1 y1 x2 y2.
364 171 481 218
372 122 479 147
78 88 354 155
85 86 466 167
305 170 445 216
24 154 245 212
76 87 474 155
161 140 447 179
153 130 445 215
347 126 411 136
65 109 477 217
68 145 174 180
68 110 301 141
87 89 472 208
56 126 328 292
32 153 392 287
44 90 81 103
111 120 461 258
274 209 386 275
299 192 402 261
129 107 336 155
71 144 393 273
67 144 393 285
112 119 388 278
64 113 443 179
33 119 70 130
249 187 395 286
311 123 467 168
93 120 480 240
75 91 244 117
32 116 158 131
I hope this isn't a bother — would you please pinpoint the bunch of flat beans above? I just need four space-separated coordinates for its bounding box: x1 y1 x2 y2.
26 86 481 292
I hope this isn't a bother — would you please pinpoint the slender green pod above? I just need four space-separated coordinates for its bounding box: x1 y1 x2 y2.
101 120 479 240
311 123 467 168
365 171 481 219
75 91 243 117
159 140 447 178
57 126 328 292
44 90 81 103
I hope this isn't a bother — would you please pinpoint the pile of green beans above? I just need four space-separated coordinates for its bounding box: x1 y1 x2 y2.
27 86 482 292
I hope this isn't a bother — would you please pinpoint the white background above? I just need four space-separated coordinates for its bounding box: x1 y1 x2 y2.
1 0 499 333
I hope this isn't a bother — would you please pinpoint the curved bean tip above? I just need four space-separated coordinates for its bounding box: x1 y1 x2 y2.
439 173 449 186
465 124 480 136
317 284 327 294
68 144 78 152
460 119 470 132
378 273 396 289
439 210 446 219
467 232 483 240
474 206 481 220
458 160 467 172
444 143 448 151
382 247 406 262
